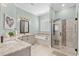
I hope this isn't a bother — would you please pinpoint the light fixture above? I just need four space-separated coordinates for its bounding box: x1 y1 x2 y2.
18 16 30 21
62 4 65 7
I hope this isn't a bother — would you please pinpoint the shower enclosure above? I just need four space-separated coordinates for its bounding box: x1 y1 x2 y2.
50 3 78 56
51 18 78 55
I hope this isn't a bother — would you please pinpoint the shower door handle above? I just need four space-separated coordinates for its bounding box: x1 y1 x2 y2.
60 32 62 36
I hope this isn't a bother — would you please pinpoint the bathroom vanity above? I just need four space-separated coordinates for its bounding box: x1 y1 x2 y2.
18 33 36 45
0 35 31 56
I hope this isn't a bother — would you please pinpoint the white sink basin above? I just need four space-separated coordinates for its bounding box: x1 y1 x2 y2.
3 40 17 46
0 40 18 48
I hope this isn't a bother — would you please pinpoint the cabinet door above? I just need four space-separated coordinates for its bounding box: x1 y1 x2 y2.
5 47 31 56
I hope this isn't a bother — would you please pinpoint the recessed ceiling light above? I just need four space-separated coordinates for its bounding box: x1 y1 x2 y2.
62 4 65 7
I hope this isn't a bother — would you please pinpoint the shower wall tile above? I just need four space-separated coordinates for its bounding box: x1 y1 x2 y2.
66 20 77 49
62 20 66 46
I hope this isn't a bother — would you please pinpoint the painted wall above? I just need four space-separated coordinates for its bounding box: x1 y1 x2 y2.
0 4 2 35
55 6 76 19
0 3 39 36
16 6 39 34
50 7 55 20
0 3 16 35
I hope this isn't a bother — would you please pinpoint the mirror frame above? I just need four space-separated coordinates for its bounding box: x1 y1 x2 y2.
20 20 29 34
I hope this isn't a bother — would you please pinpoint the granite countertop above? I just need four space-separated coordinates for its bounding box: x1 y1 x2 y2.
0 35 31 56
15 33 34 38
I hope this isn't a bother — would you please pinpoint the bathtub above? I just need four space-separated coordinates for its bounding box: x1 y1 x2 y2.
34 32 51 47
35 34 48 40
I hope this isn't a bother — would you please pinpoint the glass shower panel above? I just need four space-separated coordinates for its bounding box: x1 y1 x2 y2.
52 19 62 49
52 19 78 56
65 19 78 55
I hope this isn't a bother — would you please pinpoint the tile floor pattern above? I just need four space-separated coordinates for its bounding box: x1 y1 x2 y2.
31 44 70 56
31 44 55 56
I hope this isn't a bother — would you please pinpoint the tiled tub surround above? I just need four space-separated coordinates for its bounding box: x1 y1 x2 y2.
34 32 51 47
0 35 31 56
17 32 51 47
22 35 36 45
18 33 36 45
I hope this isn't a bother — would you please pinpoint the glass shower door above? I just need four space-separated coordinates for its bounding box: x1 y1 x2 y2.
52 19 78 56
52 19 62 49
64 19 78 55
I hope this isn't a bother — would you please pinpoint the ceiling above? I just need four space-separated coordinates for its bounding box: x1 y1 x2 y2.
15 3 50 16
14 3 76 16
51 3 75 11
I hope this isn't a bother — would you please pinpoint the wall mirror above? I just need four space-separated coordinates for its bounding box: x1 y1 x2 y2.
20 20 29 34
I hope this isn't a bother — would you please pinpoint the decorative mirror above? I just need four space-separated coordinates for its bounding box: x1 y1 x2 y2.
20 20 29 34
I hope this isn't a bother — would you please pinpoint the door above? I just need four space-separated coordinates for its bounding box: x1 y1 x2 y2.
53 19 62 49
65 19 78 55
52 18 78 55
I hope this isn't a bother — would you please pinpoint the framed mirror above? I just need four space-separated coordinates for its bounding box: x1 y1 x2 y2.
20 20 29 33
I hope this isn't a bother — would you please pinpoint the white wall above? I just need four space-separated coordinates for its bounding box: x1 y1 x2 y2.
16 6 39 34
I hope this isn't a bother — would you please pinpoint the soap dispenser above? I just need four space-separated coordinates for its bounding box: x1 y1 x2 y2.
1 36 3 43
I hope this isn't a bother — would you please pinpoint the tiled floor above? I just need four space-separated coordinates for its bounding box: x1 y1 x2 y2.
31 44 70 56
31 44 55 56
